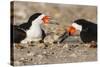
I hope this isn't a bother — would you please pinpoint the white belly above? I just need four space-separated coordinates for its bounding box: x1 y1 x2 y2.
21 25 42 43
27 27 42 39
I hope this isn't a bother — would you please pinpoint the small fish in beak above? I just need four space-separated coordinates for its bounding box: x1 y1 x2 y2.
53 25 78 44
53 26 77 44
53 31 69 44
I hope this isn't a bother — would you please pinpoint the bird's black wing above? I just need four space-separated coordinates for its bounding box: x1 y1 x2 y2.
12 25 26 43
88 23 97 36
19 22 31 30
81 23 97 43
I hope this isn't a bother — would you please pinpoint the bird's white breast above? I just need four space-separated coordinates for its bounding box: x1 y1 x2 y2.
26 23 42 41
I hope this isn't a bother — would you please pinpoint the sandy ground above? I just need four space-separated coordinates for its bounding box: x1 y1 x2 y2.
13 36 97 66
11 1 97 66
12 29 97 66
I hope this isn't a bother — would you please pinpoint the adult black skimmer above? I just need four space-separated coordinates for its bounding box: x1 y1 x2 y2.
11 13 50 44
53 19 97 46
68 19 97 43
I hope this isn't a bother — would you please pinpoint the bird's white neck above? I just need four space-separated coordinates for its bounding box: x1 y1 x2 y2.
72 23 82 31
26 19 43 39
32 14 45 25
28 19 43 33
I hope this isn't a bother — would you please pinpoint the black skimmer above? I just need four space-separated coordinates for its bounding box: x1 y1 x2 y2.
11 13 50 44
53 19 97 47
68 19 97 43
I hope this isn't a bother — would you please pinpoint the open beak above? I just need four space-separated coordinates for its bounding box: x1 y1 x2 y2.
42 16 50 25
67 26 76 35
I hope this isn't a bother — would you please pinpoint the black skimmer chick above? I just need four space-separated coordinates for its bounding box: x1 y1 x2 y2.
11 13 50 44
53 31 69 44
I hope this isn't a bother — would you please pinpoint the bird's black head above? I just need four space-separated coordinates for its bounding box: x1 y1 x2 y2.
19 13 50 30
28 13 42 23
74 19 95 31
28 13 50 25
67 19 89 35
67 18 97 36
74 19 90 26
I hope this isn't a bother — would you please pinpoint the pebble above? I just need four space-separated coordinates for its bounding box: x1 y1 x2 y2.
37 43 45 48
37 54 44 59
84 44 91 47
27 52 35 56
69 53 77 58
43 51 47 54
14 61 22 66
20 57 25 61
63 43 69 48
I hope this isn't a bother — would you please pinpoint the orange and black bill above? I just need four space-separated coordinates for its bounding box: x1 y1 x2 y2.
42 16 50 24
67 26 76 35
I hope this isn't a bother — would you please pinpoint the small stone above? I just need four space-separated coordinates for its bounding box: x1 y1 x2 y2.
68 48 72 51
37 54 43 58
43 51 47 54
84 44 91 47
51 52 55 54
20 57 25 61
27 52 35 56
53 41 58 44
14 61 22 65
63 44 69 48
69 53 77 58
37 43 45 48
30 58 33 61
27 51 30 53
15 44 25 49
